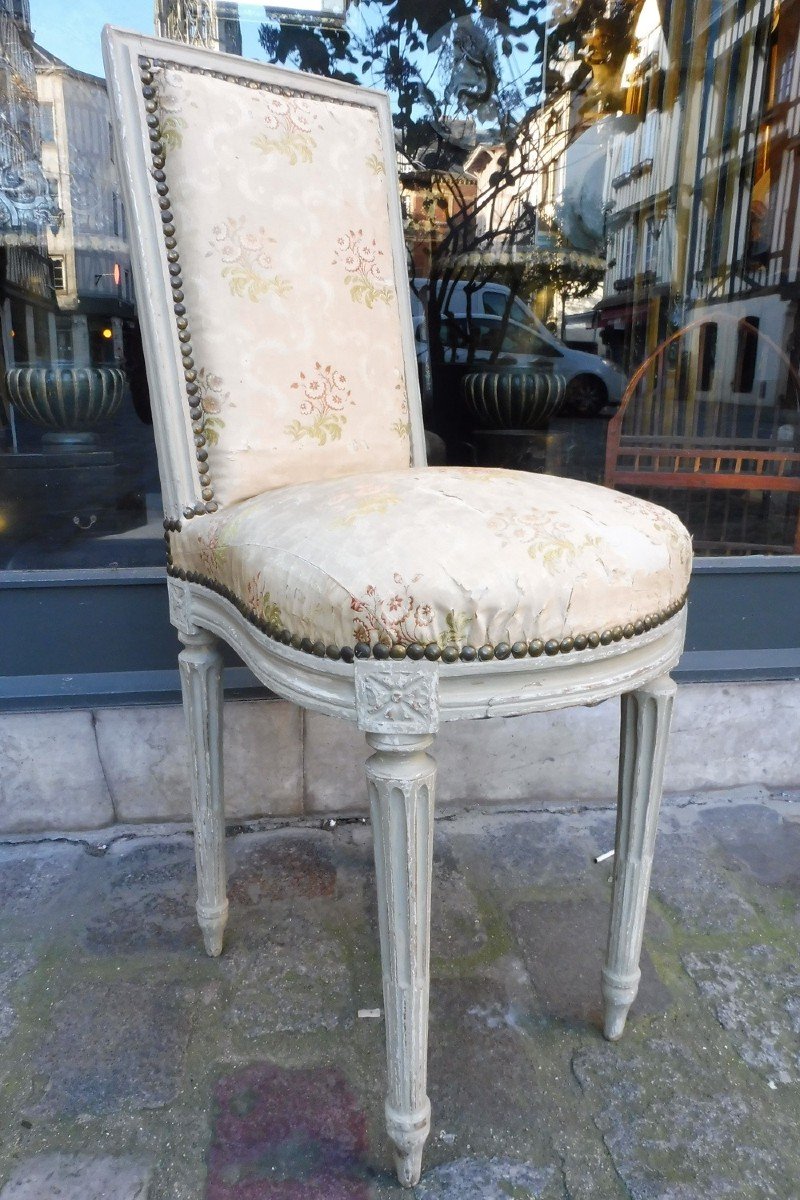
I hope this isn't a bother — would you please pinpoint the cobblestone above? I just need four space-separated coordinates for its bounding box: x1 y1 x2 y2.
0 789 797 1198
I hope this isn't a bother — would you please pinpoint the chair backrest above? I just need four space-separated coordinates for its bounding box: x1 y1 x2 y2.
103 29 425 522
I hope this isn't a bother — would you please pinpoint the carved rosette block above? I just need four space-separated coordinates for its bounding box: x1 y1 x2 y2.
178 628 228 957
602 673 677 1040
168 575 199 638
355 660 439 735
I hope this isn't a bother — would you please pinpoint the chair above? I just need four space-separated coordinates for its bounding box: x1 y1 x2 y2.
103 29 692 1187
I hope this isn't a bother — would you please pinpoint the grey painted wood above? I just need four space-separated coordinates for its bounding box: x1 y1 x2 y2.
602 673 676 1040
367 731 436 1188
178 629 228 957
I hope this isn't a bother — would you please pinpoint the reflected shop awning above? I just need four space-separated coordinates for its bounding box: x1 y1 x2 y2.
438 243 606 278
595 297 656 330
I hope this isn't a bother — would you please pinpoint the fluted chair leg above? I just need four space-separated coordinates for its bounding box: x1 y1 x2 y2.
367 731 436 1188
602 673 677 1040
178 629 228 958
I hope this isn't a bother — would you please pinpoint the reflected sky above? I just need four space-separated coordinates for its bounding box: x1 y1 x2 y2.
28 1 267 77
30 1 152 76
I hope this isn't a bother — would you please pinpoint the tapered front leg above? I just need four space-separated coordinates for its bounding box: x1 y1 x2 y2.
602 673 676 1040
367 731 436 1188
178 629 228 957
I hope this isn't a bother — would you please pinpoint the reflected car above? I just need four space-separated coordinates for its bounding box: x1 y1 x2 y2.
410 284 627 417
433 313 627 417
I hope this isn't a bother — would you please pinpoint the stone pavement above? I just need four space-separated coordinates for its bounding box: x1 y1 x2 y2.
0 787 798 1199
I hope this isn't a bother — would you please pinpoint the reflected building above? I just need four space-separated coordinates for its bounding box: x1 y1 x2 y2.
397 124 478 280
601 0 800 406
461 45 622 346
34 44 134 367
601 0 800 554
155 0 242 55
597 0 677 367
686 0 800 412
0 14 155 559
0 0 60 408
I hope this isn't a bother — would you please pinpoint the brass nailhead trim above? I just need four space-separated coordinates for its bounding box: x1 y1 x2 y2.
140 56 216 521
165 565 687 666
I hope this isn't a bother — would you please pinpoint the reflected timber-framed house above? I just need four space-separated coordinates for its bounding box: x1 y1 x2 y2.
601 0 800 553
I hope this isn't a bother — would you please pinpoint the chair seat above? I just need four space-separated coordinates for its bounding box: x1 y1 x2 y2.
169 467 692 662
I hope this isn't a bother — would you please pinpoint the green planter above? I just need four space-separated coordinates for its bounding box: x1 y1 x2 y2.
6 364 125 448
463 368 566 430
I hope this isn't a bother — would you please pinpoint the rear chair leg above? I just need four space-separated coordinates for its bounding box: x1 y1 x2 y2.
178 629 228 957
602 673 676 1040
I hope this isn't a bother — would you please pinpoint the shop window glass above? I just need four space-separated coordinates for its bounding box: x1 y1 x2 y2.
1 0 799 568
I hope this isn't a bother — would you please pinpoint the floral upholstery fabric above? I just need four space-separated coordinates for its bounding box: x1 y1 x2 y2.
170 468 692 653
155 64 412 506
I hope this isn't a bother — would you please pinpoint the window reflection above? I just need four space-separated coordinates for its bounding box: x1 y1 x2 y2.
258 0 799 552
0 0 158 567
1 0 798 566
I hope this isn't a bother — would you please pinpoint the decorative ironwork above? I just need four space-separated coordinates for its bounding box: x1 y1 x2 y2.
0 157 62 235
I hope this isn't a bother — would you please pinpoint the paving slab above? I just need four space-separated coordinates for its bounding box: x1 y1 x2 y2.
0 843 83 923
696 802 800 892
220 910 355 1037
682 943 800 1084
228 834 338 905
30 981 192 1118
0 944 35 1043
649 806 758 935
0 1154 152 1200
572 1036 799 1199
415 1156 557 1199
0 789 798 1199
207 1064 370 1199
509 896 671 1029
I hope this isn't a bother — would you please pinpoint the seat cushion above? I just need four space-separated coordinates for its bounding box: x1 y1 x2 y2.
169 467 692 662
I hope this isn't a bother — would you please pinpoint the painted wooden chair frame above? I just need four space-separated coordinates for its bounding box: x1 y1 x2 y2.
104 28 688 1188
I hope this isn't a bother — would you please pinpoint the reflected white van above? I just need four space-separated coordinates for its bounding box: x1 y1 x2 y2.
410 279 627 417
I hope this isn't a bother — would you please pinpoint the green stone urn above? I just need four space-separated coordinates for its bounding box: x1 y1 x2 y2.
463 368 567 430
6 364 125 449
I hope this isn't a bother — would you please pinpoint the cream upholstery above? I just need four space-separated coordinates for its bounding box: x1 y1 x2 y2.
170 467 692 657
157 64 412 506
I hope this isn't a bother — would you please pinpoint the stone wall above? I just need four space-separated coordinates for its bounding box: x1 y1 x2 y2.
0 680 798 834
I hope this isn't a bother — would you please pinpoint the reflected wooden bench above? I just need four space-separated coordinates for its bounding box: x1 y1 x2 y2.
606 433 800 553
604 323 800 554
